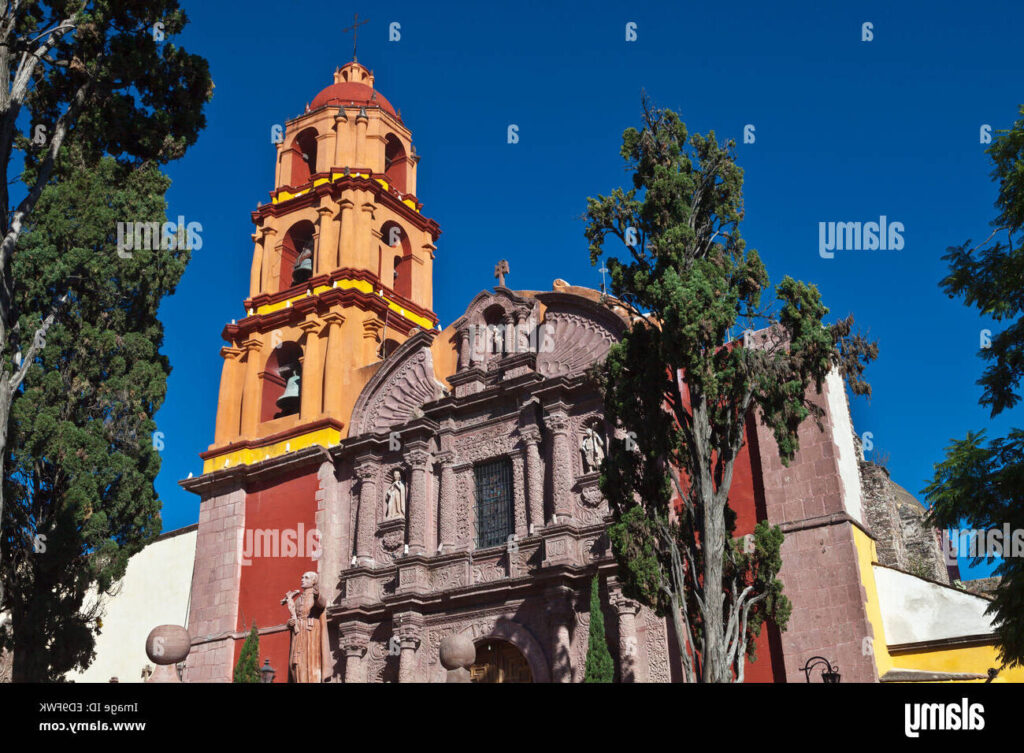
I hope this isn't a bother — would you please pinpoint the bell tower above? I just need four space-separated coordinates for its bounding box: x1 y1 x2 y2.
202 61 441 473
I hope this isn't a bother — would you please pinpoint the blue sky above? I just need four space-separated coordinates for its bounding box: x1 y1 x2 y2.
153 0 1023 577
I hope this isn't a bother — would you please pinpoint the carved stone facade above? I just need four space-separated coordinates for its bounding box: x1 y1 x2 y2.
326 286 675 682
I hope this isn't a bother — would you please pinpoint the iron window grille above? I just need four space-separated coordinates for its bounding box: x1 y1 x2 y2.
475 458 514 549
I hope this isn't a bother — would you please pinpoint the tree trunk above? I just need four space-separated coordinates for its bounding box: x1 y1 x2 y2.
0 376 9 608
702 493 729 682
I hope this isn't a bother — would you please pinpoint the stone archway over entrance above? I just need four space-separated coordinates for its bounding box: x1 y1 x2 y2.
470 639 532 683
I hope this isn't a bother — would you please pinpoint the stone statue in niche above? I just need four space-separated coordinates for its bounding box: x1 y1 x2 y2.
283 571 326 683
384 469 407 519
580 425 606 473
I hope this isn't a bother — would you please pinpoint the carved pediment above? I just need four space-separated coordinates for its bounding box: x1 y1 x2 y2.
535 292 627 377
349 331 445 436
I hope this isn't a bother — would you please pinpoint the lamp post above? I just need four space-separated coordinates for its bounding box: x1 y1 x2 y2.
799 656 840 684
260 658 276 684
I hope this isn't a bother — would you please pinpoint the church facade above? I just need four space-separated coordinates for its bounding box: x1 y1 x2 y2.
177 60 1017 684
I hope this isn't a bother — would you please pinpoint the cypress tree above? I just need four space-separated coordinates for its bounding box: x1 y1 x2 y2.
584 576 614 683
234 623 261 683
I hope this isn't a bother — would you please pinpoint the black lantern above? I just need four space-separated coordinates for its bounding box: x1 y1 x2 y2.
800 656 840 684
260 658 276 684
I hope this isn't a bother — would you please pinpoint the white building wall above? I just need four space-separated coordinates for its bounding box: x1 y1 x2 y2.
825 369 866 525
874 564 995 645
65 525 197 683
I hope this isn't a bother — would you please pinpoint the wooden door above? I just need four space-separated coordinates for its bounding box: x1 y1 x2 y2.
470 640 532 683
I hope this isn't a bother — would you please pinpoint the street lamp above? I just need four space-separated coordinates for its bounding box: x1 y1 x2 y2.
260 658 276 684
800 656 840 684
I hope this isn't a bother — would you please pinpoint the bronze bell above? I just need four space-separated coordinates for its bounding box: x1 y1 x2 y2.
276 363 301 414
292 240 314 284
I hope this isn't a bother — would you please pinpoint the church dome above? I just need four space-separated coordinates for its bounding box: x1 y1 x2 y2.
310 62 399 119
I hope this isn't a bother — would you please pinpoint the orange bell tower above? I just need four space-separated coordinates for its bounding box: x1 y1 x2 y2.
202 61 440 473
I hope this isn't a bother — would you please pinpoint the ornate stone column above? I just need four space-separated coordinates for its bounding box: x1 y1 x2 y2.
340 624 371 683
545 407 572 523
608 579 641 682
394 612 424 684
437 451 457 551
354 459 377 566
404 446 430 555
456 328 470 370
520 426 545 530
546 585 574 682
239 338 263 436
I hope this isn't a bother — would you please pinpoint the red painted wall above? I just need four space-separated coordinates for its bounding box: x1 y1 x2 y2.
670 365 785 681
232 468 320 680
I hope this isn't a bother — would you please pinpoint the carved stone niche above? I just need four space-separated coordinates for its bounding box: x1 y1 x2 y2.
376 518 406 562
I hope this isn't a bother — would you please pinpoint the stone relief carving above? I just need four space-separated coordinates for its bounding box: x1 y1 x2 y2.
455 470 472 546
574 481 610 526
351 343 444 436
453 421 517 465
511 453 527 533
472 557 506 584
571 606 589 682
366 638 399 684
536 311 619 378
642 607 672 683
430 563 467 590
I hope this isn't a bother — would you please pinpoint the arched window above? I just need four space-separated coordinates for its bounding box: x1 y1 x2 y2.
290 128 319 186
280 220 316 292
261 341 303 421
384 133 408 193
380 220 411 298
381 337 400 359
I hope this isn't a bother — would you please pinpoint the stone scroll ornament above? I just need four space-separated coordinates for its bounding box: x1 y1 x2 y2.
283 571 327 683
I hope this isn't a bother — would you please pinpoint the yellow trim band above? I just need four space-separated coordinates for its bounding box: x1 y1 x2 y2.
252 279 434 329
201 426 343 474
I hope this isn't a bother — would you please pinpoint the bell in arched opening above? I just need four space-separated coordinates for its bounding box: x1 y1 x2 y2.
292 239 314 285
276 361 302 415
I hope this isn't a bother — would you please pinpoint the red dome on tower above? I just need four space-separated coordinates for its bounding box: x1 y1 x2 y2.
310 61 399 119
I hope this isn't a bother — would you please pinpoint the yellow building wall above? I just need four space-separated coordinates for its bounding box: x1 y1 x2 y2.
852 526 1020 682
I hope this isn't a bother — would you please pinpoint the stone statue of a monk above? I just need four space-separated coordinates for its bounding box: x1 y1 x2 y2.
283 571 326 683
384 469 406 519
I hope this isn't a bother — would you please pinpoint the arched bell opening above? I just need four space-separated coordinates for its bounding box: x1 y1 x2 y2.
261 341 303 421
290 127 319 186
384 133 408 193
280 220 316 292
380 220 412 299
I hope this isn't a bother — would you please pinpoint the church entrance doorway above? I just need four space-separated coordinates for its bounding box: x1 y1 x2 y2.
469 639 533 683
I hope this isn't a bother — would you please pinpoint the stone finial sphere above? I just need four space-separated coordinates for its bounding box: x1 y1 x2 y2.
145 625 191 666
439 634 476 670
